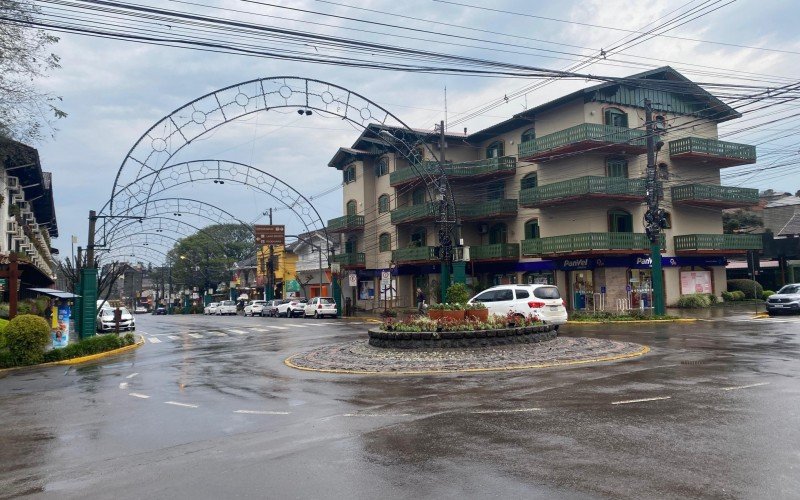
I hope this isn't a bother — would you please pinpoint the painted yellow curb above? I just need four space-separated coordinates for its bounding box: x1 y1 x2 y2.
284 345 650 376
567 318 697 325
0 336 145 374
753 313 770 319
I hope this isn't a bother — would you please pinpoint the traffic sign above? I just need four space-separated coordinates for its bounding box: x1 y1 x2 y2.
381 271 391 282
254 225 285 246
348 273 358 287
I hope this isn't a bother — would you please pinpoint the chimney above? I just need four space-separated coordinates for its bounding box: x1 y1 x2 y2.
463 127 467 135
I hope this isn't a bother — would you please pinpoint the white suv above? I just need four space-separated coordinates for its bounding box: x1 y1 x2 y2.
467 284 568 328
216 300 237 315
244 300 267 317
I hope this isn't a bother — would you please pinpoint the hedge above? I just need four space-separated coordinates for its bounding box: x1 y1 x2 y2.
762 290 775 300
676 294 712 308
727 279 763 300
42 333 136 363
4 314 50 365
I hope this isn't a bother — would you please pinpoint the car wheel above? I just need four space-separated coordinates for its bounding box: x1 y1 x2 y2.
314 311 319 319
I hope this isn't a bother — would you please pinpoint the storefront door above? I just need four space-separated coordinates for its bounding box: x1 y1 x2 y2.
568 270 594 310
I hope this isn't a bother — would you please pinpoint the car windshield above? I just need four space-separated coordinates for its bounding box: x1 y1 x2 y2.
221 300 235 306
777 285 800 294
319 298 334 304
120 308 130 315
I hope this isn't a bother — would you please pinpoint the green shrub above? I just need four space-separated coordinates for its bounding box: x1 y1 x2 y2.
704 293 719 305
35 296 51 315
732 290 746 301
42 333 136 362
0 302 9 319
721 291 734 301
676 294 712 308
445 283 470 305
4 314 50 365
727 279 763 299
762 290 775 300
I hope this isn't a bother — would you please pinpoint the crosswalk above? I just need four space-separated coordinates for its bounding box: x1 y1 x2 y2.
145 323 335 344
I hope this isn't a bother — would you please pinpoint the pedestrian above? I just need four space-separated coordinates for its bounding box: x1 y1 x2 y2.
416 288 426 314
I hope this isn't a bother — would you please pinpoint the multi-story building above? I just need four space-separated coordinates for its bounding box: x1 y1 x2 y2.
285 229 338 298
0 138 58 291
327 67 761 310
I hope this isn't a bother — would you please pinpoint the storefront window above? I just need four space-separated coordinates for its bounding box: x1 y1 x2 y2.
523 271 554 285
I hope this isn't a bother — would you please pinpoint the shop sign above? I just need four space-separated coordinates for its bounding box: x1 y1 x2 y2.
556 258 592 270
348 273 358 287
681 271 712 294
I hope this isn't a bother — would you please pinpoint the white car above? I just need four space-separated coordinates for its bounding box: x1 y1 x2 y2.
276 299 306 318
96 307 135 332
216 300 237 315
467 284 568 328
134 305 147 314
204 302 219 315
244 300 267 317
303 297 337 318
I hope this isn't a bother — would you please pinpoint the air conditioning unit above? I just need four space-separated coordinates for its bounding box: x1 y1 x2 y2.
478 224 489 234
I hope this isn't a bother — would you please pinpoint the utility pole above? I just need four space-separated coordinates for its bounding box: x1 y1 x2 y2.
437 119 452 302
644 99 666 315
266 208 275 301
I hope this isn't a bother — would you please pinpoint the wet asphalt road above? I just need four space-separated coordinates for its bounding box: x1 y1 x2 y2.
1 309 799 499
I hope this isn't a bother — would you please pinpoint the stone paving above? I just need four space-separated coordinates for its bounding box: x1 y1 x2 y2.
285 336 649 374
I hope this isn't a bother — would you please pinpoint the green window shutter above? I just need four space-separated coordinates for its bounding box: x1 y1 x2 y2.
346 200 357 216
521 173 538 190
379 233 391 252
606 159 628 178
412 188 425 205
378 195 389 213
524 220 540 239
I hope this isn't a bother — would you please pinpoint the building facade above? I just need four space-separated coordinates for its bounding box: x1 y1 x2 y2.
327 67 762 311
285 230 337 298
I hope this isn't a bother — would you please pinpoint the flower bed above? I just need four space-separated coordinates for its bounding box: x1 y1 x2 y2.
370 314 556 349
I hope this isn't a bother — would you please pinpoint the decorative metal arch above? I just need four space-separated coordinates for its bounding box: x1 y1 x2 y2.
103 160 324 239
104 77 456 256
99 231 229 260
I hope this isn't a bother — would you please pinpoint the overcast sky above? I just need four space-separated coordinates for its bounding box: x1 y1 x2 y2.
27 0 800 264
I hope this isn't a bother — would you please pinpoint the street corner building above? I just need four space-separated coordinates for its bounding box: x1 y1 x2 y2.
0 138 59 293
325 67 761 312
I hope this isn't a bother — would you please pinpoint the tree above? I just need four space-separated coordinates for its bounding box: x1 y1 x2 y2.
0 0 66 142
167 224 254 290
723 210 763 234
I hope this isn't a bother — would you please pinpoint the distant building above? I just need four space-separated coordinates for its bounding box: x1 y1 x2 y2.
763 196 800 236
285 229 337 298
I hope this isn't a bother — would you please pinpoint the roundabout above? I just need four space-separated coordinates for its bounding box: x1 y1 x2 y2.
285 336 650 375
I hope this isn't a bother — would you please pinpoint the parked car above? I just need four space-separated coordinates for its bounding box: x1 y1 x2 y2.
264 299 287 317
467 284 568 328
97 306 135 332
204 302 219 315
134 305 148 314
153 306 167 315
244 300 268 317
766 284 800 315
216 300 237 315
276 299 306 318
303 297 337 318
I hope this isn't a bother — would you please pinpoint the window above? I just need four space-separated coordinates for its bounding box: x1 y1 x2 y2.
495 289 513 301
533 286 561 299
486 141 504 159
346 200 357 216
343 165 356 184
412 187 426 205
608 209 633 233
603 107 628 128
606 158 628 178
345 236 357 254
662 211 672 229
524 219 540 239
521 173 538 190
378 194 390 213
486 180 505 200
379 233 391 252
474 290 496 302
488 223 508 245
410 227 426 247
521 128 535 144
375 157 389 177
515 289 530 299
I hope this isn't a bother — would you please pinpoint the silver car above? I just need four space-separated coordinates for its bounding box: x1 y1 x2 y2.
766 284 800 315
97 307 135 332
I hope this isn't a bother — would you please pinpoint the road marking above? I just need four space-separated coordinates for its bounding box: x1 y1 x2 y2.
234 410 290 415
285 323 308 328
470 408 542 414
347 322 364 325
211 332 228 337
722 382 770 391
269 325 289 330
119 382 128 389
126 372 139 379
228 329 247 334
611 396 671 405
249 328 271 332
148 337 161 344
303 322 325 326
188 333 203 339
165 401 199 408
342 413 411 417
167 335 180 340
129 392 150 399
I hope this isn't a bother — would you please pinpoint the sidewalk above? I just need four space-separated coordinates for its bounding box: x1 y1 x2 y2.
667 301 765 320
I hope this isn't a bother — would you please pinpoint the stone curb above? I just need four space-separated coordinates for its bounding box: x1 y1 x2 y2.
0 335 145 375
567 318 697 325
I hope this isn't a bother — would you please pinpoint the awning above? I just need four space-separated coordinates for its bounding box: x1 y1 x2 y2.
726 260 780 270
27 287 81 299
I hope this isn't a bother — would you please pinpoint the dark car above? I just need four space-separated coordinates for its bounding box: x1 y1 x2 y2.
153 306 167 315
264 299 287 317
766 284 800 315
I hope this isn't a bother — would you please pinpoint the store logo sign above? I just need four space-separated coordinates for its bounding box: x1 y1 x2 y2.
635 257 653 266
562 258 589 269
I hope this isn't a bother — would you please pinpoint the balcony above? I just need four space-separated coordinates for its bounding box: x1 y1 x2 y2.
671 184 759 208
668 137 756 166
469 243 520 262
518 124 647 162
389 156 516 187
521 232 664 257
458 199 518 220
327 214 365 233
390 202 438 225
332 252 365 268
674 234 762 254
519 176 646 208
393 246 438 264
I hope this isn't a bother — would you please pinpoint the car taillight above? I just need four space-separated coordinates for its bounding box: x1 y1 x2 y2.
318 304 322 309
562 299 566 307
528 301 546 308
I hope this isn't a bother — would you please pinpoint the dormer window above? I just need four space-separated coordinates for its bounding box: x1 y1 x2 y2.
604 107 628 128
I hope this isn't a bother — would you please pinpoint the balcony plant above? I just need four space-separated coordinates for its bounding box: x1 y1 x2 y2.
427 302 465 321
